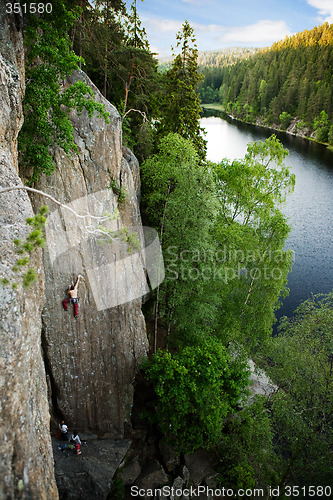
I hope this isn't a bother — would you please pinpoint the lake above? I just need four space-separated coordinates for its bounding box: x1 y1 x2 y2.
201 114 333 320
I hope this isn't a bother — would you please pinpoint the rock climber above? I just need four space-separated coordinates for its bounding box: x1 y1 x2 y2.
70 430 82 455
62 275 82 318
59 420 69 441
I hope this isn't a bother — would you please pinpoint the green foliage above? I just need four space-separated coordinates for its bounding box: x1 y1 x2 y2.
109 470 125 500
141 133 218 343
328 124 333 145
197 48 260 102
210 23 333 136
142 337 249 453
159 21 207 161
19 0 110 183
108 178 128 204
211 135 295 345
217 397 280 489
2 206 48 289
313 110 329 142
279 111 292 129
71 0 160 158
142 135 294 348
261 293 333 486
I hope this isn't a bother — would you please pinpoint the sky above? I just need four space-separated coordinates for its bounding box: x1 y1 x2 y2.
127 0 333 58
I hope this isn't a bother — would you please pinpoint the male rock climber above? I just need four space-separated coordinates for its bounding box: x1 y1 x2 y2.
59 420 69 441
62 275 82 317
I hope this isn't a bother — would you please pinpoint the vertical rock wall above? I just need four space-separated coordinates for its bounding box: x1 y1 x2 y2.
0 2 58 498
32 70 148 437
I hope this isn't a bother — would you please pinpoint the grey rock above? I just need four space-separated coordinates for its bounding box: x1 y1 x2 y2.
171 476 185 499
135 459 169 490
181 465 190 483
248 359 277 402
159 439 180 472
120 458 141 485
205 472 219 488
31 69 148 437
0 1 58 497
184 450 218 486
53 437 130 499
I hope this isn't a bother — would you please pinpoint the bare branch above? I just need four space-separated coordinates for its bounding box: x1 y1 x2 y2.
122 108 147 121
0 185 113 223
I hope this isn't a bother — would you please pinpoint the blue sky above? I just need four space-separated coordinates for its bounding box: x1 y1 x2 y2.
128 0 333 57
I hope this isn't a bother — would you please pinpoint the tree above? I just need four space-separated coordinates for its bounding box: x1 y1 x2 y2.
141 133 218 348
211 135 295 346
160 21 206 161
313 110 330 142
214 23 333 135
72 0 160 157
279 111 292 129
262 293 333 487
19 0 109 184
217 397 280 490
92 0 126 98
142 337 249 453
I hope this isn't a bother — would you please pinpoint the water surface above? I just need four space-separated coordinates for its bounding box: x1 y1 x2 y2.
201 115 333 319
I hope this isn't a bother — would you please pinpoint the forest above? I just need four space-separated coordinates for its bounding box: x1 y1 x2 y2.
198 23 333 143
10 0 333 495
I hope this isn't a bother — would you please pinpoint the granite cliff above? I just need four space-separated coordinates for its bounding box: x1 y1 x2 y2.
0 4 58 499
0 2 148 497
31 69 148 437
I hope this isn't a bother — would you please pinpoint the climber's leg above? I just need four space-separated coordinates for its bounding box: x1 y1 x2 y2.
62 298 69 310
74 301 78 317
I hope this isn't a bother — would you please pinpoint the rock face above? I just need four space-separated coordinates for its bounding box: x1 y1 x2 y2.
32 70 148 437
0 3 58 498
52 438 131 499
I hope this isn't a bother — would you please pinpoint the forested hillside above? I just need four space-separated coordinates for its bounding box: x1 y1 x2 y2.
200 23 333 143
196 48 260 102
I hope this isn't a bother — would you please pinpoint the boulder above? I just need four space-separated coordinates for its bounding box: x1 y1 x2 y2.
184 449 218 486
134 459 169 490
159 439 180 472
248 358 277 402
119 459 141 485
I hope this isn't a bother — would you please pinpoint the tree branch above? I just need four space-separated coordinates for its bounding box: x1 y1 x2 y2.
0 185 113 223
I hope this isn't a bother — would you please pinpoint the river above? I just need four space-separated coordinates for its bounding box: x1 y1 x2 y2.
200 114 333 320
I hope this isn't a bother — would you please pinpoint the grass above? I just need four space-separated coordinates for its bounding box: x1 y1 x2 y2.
201 102 225 112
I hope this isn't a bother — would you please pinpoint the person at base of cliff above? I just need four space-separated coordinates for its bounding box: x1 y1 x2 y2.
62 274 82 317
59 421 69 441
70 430 82 455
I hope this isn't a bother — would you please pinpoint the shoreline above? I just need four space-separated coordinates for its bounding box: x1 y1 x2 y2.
201 103 333 151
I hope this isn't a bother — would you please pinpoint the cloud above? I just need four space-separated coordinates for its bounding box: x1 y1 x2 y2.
143 17 182 34
218 20 292 44
142 15 293 57
306 0 333 22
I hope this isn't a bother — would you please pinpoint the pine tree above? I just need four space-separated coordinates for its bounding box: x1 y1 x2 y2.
160 21 206 161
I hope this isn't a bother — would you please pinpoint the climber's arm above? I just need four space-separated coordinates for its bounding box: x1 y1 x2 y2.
73 275 80 290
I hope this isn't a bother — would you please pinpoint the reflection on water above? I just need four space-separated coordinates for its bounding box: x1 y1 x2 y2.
201 114 333 320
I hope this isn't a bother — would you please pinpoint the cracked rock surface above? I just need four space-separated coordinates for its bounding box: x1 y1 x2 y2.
31 70 148 437
0 2 58 498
